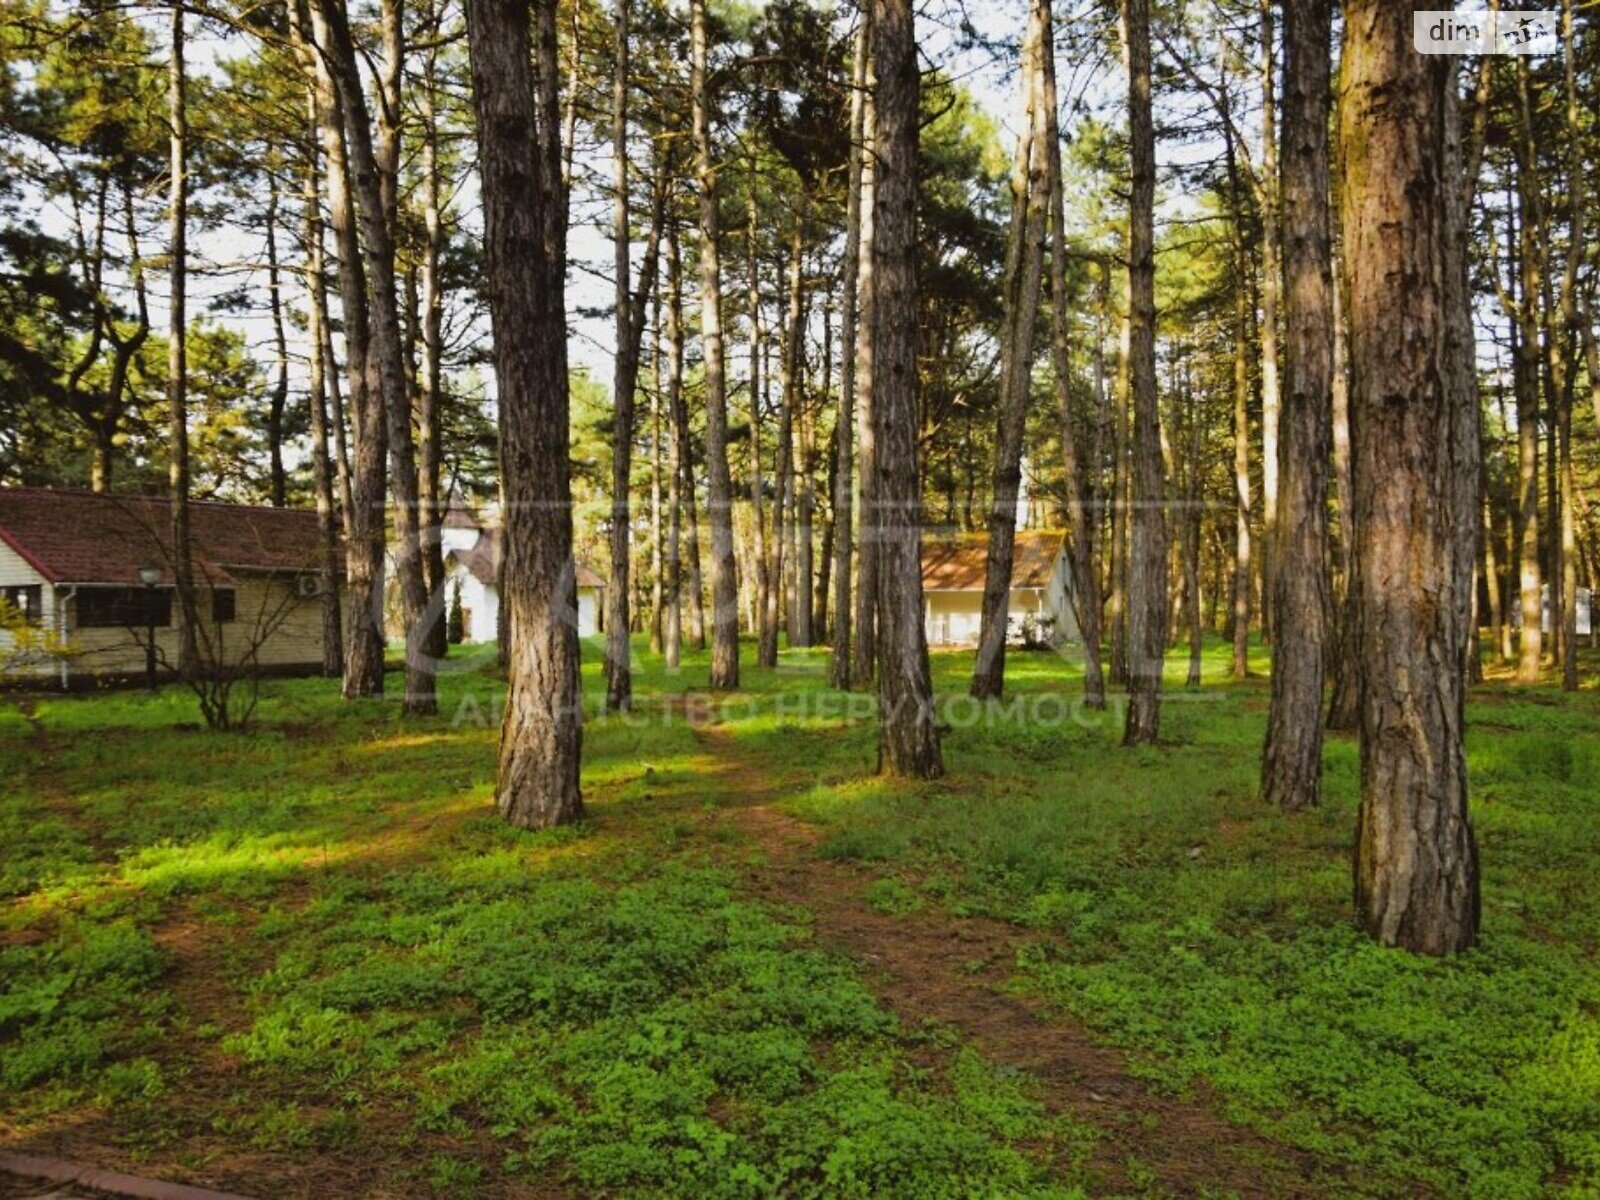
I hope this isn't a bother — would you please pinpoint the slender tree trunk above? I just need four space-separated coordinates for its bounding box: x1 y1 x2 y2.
1342 0 1479 954
1121 0 1166 746
605 0 637 711
168 1 198 676
303 157 344 678
664 220 684 670
315 0 437 712
466 0 582 828
795 319 817 648
871 0 941 778
1220 74 1253 681
747 188 775 666
1257 0 1282 642
764 221 805 667
650 287 665 657
1108 308 1130 686
690 0 740 689
972 0 1048 701
1262 0 1333 812
832 12 869 690
1326 243 1361 729
265 173 290 509
417 35 448 662
1512 62 1544 682
1040 0 1104 708
853 61 880 689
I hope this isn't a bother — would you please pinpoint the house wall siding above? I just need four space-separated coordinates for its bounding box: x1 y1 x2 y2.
62 574 333 678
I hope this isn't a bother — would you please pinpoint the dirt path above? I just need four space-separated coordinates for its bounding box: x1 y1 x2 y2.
693 721 1339 1199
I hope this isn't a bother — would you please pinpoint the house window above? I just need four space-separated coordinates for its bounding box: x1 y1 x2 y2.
212 588 236 624
1 584 42 624
76 587 171 629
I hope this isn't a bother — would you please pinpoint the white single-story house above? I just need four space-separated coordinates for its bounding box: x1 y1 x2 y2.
921 529 1079 647
440 497 605 642
0 487 342 685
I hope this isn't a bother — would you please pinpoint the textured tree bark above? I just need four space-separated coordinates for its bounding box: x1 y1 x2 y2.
605 0 634 709
300 112 344 677
416 31 448 663
748 205 773 666
690 0 741 689
1511 60 1543 683
971 0 1048 702
167 2 199 678
1040 0 1104 709
602 0 664 712
465 0 582 829
1342 0 1479 954
1120 0 1166 747
763 221 805 667
831 13 869 691
1261 0 1332 812
870 0 941 779
664 220 685 670
853 64 880 690
1219 74 1253 681
649 287 665 658
1107 308 1129 687
264 173 290 510
1326 243 1360 731
306 1 386 700
1555 0 1582 692
316 0 436 715
793 334 816 649
1257 0 1281 643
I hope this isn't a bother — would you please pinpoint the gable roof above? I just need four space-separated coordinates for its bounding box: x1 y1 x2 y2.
0 487 332 587
447 528 605 590
920 530 1064 592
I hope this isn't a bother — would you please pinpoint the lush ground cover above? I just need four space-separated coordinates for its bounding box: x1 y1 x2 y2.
2 636 1598 1197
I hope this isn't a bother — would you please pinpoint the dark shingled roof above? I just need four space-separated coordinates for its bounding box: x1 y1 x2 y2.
449 528 604 590
0 487 332 587
920 530 1064 592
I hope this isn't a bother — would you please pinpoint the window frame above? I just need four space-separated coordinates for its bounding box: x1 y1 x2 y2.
1 584 43 624
75 586 172 630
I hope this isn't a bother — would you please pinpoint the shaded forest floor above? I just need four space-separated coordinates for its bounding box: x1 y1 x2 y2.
3 636 1599 1198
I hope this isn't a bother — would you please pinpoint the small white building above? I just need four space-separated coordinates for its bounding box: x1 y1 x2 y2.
921 530 1079 647
440 497 604 642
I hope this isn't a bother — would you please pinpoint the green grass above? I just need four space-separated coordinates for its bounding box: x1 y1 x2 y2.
3 635 1600 1196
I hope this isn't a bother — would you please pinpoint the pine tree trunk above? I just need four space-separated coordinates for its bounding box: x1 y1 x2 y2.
831 12 869 690
1040 2 1104 709
1257 0 1281 643
265 174 290 510
466 0 582 828
690 0 740 689
300 109 344 677
664 219 684 670
417 35 448 663
765 220 805 666
1120 0 1166 746
168 2 198 679
1512 61 1544 682
1261 0 1333 812
1326 242 1360 729
314 0 436 713
1342 0 1479 954
853 62 880 689
972 0 1048 701
870 0 941 778
604 0 644 712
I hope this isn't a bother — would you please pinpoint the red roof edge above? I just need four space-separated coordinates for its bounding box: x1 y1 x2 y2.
0 521 61 583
